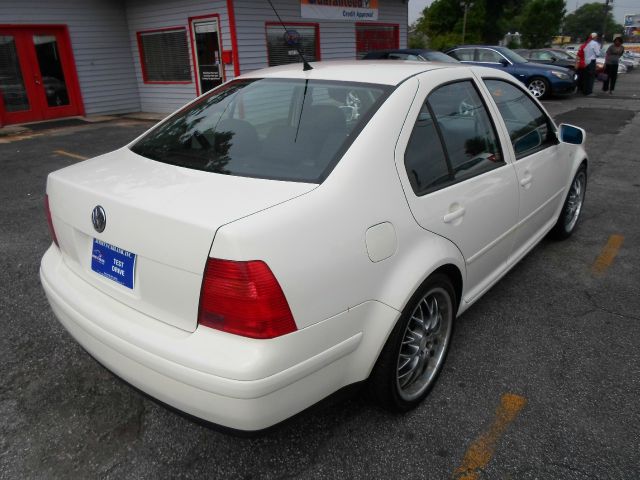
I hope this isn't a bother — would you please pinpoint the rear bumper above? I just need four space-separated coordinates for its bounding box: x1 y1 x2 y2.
40 246 399 431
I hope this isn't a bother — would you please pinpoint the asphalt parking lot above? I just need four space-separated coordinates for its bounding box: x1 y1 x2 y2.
1 72 639 479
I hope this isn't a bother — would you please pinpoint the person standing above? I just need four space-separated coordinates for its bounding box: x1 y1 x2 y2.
603 36 625 94
583 32 601 95
575 37 590 94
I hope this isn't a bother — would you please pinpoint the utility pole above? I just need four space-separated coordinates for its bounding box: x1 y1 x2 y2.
602 0 612 42
460 1 474 44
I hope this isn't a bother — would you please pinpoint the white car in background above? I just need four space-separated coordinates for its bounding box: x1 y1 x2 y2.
41 61 588 432
596 54 627 74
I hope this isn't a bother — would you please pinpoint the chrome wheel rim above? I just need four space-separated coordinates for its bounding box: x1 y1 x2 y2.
564 171 586 231
528 79 547 98
396 287 453 401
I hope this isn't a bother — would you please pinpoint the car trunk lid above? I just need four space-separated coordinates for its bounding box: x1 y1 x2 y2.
46 147 315 332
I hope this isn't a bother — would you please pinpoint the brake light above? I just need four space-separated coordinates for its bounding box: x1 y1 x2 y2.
198 258 297 339
44 195 59 247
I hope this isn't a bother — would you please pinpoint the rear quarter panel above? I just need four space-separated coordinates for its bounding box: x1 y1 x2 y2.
210 76 466 330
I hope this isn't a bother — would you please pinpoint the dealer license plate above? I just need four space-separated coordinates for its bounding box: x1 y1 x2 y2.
91 238 136 289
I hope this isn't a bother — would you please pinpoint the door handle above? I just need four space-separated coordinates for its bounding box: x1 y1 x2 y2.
34 76 41 85
443 206 466 223
520 175 533 188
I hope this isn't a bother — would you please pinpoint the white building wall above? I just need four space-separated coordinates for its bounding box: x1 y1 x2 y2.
125 0 234 113
0 0 141 115
233 0 408 74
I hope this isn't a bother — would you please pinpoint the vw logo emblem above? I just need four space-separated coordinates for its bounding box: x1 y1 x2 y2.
92 205 106 233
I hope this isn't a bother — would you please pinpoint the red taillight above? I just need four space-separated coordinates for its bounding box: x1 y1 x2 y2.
198 258 297 339
44 194 59 247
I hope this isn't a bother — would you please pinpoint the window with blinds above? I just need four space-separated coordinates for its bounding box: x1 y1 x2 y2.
137 29 192 83
266 24 318 67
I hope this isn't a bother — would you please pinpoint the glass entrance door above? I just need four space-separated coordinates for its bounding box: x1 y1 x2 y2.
33 35 71 109
0 26 82 126
190 18 224 95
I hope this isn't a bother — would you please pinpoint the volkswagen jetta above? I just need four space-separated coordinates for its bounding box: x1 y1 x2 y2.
41 61 588 431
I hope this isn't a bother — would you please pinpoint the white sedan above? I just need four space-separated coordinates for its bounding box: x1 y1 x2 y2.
41 61 588 431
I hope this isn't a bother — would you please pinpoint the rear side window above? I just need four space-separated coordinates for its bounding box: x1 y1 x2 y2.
448 48 474 61
484 79 556 159
477 49 504 63
404 106 450 194
404 80 504 195
130 78 390 183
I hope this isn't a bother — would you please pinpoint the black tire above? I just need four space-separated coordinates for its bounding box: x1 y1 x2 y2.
369 273 455 412
527 77 550 99
551 165 587 240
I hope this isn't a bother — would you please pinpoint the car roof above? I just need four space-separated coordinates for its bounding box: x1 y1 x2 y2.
241 60 465 86
447 45 508 52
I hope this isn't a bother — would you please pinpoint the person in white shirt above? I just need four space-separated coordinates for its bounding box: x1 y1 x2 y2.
583 32 601 95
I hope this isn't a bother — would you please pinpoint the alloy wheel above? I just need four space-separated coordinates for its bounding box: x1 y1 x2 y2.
528 79 547 98
564 170 586 232
396 287 452 401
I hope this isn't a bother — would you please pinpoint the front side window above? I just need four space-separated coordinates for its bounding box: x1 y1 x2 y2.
137 29 192 83
130 78 390 183
484 79 556 159
532 51 553 61
404 80 504 195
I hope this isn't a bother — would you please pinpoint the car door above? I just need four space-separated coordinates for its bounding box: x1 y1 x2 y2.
395 69 520 302
481 78 573 262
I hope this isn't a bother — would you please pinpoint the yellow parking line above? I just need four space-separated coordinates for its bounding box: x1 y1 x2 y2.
453 393 527 480
592 234 624 277
54 149 88 161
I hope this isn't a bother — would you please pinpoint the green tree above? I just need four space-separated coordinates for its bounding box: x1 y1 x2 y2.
408 23 428 49
563 2 624 42
414 0 485 50
482 0 528 44
414 0 536 48
517 0 565 47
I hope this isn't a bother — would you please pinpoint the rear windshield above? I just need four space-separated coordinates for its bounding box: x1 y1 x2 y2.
421 51 459 63
130 78 391 183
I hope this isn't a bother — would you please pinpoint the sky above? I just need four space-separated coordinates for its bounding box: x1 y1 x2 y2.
408 0 638 25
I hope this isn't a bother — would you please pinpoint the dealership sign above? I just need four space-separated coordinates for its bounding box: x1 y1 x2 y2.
301 0 379 21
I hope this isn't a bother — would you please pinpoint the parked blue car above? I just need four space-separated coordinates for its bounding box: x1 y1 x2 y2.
445 45 575 99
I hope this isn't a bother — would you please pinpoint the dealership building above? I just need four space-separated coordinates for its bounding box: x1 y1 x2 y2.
0 0 408 126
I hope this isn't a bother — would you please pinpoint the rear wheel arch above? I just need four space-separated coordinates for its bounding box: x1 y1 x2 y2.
431 264 462 316
368 268 459 410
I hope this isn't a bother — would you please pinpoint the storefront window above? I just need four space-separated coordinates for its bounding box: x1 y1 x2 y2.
137 28 192 83
266 24 319 67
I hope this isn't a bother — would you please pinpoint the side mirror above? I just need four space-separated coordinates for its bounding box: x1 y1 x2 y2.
500 59 509 67
558 123 585 145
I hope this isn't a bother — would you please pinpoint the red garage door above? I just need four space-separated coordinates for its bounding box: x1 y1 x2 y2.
356 23 399 58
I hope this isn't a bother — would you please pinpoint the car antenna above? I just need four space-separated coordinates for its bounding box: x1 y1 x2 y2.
266 0 313 71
